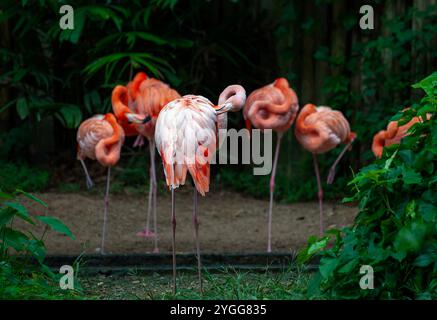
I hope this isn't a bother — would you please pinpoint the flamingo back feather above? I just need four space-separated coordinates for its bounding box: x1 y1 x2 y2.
372 114 424 158
155 95 217 196
77 114 124 167
295 104 354 154
244 78 299 133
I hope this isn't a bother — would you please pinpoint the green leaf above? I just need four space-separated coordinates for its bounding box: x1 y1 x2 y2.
414 254 434 267
319 257 339 279
0 191 12 200
2 227 29 251
16 189 47 208
401 165 422 185
0 208 15 226
308 237 329 255
55 105 82 129
35 216 75 240
394 221 428 255
26 239 46 263
412 71 437 97
16 97 29 120
69 8 85 44
3 201 34 225
338 258 359 274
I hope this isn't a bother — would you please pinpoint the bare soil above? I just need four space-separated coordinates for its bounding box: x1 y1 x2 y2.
17 188 357 254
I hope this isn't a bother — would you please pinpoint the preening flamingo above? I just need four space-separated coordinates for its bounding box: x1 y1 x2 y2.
295 104 356 236
155 85 246 293
77 113 129 254
112 72 180 252
243 78 299 252
372 111 427 158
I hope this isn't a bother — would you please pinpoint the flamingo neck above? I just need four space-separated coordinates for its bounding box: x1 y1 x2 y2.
96 114 123 167
372 130 387 158
130 72 148 99
296 104 318 134
112 85 132 123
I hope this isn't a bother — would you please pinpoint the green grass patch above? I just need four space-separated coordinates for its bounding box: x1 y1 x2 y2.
80 268 314 300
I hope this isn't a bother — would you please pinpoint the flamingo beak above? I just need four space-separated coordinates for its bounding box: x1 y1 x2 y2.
142 116 151 124
215 103 233 115
126 113 151 124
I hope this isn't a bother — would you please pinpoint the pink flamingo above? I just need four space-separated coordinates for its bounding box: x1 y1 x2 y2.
155 85 246 293
295 104 356 236
77 113 129 254
112 72 180 252
372 109 427 158
243 78 299 252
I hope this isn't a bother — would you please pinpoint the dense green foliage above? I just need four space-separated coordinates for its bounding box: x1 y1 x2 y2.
299 73 437 299
0 161 49 193
0 189 81 299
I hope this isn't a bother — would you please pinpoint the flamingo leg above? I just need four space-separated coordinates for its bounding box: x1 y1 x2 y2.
312 153 324 236
136 175 153 238
171 187 177 294
145 175 153 233
193 188 203 293
267 133 282 253
327 139 355 184
79 159 94 189
150 140 159 253
101 166 111 255
137 141 157 241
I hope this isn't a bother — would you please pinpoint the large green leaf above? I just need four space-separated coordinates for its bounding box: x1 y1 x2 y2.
319 258 339 279
3 201 34 225
16 97 29 120
16 189 47 208
55 105 82 129
2 227 29 251
0 208 15 226
35 216 75 240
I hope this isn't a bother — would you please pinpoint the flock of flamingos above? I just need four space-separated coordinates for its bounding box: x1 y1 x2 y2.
76 72 422 293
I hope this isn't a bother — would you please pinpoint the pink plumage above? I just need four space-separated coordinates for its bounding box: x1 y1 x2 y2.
294 103 356 236
243 77 299 252
77 113 125 167
76 113 126 254
244 78 299 133
155 85 246 293
155 95 217 196
295 104 355 154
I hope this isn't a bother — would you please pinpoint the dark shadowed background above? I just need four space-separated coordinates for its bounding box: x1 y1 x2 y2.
0 0 436 202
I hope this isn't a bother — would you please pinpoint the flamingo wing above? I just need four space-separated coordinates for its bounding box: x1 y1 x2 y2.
77 115 113 160
155 95 217 196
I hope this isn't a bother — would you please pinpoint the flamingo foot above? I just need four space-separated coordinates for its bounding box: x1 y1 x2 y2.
327 167 336 185
136 228 156 238
133 135 145 148
85 176 94 189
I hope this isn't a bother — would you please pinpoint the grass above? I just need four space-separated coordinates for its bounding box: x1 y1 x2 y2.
79 268 314 300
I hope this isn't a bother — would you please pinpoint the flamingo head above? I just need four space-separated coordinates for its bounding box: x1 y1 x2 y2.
273 77 289 89
217 84 246 113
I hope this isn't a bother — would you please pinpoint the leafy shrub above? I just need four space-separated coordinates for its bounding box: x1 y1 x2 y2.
0 161 49 193
0 189 81 299
298 73 437 299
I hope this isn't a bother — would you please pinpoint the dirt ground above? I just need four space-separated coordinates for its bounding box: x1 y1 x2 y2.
17 188 357 254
